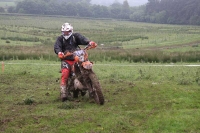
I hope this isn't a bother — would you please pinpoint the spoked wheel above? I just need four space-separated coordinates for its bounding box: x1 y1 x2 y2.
88 72 104 105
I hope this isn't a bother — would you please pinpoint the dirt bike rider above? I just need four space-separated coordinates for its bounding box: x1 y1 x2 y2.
54 22 97 102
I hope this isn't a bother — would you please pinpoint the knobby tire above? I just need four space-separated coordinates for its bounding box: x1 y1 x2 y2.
89 72 104 105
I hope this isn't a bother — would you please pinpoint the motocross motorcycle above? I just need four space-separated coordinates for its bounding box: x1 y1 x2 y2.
64 45 104 105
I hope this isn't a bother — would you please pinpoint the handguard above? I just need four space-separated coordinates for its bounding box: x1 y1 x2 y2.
58 52 64 59
85 41 97 50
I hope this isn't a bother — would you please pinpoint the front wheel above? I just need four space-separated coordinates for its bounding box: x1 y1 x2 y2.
88 72 104 105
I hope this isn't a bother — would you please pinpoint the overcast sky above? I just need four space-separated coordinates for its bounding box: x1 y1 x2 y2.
91 0 148 7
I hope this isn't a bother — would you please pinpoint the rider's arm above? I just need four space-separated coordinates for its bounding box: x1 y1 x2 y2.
73 33 90 45
54 36 63 54
73 33 97 49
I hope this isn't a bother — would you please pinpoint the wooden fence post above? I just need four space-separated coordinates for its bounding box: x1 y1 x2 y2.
2 61 4 73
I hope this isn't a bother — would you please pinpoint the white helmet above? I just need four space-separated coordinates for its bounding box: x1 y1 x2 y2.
61 23 73 40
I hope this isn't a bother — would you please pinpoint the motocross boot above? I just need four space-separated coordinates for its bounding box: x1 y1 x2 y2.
60 85 67 102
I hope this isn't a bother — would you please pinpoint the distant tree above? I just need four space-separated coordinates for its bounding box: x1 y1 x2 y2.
92 5 110 18
76 2 92 17
16 0 47 14
146 0 160 14
56 0 91 4
0 7 5 13
145 0 200 25
110 1 122 19
120 0 130 19
100 6 111 18
7 6 16 13
155 10 167 23
167 17 176 24
130 10 145 22
12 0 200 25
129 5 146 21
190 15 200 25
44 1 60 15
110 0 122 9
63 3 78 16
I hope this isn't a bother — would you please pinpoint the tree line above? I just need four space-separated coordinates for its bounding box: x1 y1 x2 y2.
1 0 200 25
144 0 200 25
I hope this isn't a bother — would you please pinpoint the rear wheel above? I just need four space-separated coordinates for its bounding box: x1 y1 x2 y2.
88 72 104 105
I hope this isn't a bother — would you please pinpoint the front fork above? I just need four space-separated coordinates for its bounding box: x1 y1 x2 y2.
83 71 96 98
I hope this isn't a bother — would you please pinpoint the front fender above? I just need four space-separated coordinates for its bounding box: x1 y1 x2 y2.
82 61 93 70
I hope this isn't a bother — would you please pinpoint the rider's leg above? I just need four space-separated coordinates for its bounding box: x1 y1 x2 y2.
60 68 70 102
60 60 75 102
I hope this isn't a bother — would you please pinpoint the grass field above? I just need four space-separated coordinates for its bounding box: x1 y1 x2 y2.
0 14 200 49
0 60 200 132
0 14 200 63
0 14 200 132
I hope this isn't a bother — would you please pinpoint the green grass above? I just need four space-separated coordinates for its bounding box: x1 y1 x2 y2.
164 45 200 53
0 14 200 132
1 14 200 62
0 60 200 132
1 14 200 48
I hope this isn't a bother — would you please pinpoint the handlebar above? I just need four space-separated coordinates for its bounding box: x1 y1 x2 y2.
84 45 90 50
63 43 96 57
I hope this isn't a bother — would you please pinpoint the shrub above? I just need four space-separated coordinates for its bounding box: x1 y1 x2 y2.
24 98 35 105
6 40 10 43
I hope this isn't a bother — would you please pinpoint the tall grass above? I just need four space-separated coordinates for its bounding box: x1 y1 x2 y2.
1 45 200 63
1 14 200 62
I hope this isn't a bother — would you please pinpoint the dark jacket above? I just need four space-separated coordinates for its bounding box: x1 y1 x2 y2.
54 33 90 60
